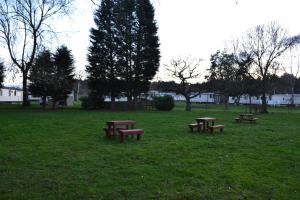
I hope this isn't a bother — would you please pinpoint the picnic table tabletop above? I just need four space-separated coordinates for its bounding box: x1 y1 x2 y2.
106 120 136 125
196 117 217 122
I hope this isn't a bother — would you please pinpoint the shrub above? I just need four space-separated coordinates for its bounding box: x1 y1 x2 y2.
153 95 175 111
80 94 104 109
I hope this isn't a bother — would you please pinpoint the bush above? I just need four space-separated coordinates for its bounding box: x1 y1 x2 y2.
153 95 175 111
80 94 104 109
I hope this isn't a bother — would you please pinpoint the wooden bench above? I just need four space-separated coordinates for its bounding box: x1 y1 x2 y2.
118 129 144 143
208 125 224 133
188 122 203 132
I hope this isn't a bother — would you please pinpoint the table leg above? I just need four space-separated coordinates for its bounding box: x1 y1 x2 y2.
113 125 116 138
203 121 207 132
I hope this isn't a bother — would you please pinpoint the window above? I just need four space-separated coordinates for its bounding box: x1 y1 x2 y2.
9 90 12 96
0 89 2 96
14 90 17 96
209 94 213 98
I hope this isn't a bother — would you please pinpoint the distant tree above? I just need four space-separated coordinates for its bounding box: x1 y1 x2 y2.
207 50 238 108
28 50 54 109
295 77 300 93
283 49 300 106
51 46 75 109
87 0 120 110
150 81 178 92
242 22 299 113
0 0 73 107
0 61 4 88
165 57 202 111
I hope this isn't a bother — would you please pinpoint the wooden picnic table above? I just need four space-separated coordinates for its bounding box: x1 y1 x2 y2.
196 117 216 132
106 120 136 138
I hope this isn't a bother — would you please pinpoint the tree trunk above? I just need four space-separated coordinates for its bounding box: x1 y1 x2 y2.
261 93 268 113
22 72 30 107
42 96 47 110
111 94 116 110
290 87 295 107
127 95 133 110
52 100 57 110
185 97 191 111
260 80 268 113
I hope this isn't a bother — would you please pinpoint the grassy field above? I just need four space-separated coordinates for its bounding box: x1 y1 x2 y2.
0 103 299 199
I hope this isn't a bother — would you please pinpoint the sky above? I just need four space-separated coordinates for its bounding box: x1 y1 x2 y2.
1 0 300 85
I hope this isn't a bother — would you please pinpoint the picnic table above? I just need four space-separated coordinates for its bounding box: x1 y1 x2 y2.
196 117 216 132
106 120 136 138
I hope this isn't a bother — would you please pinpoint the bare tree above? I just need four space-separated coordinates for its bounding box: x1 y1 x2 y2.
242 22 299 113
284 48 300 107
0 0 73 106
165 57 202 111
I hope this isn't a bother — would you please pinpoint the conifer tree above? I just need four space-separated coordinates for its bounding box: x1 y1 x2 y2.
87 0 120 110
28 50 54 109
87 0 160 109
51 45 75 109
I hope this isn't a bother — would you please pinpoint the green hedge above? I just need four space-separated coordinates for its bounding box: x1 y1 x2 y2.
153 95 175 111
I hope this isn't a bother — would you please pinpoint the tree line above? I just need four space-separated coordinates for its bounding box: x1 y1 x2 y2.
163 22 300 112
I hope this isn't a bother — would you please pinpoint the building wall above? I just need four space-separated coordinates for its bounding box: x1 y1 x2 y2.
0 88 23 102
229 94 300 105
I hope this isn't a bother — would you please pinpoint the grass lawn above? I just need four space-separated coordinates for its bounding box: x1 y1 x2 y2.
0 103 299 199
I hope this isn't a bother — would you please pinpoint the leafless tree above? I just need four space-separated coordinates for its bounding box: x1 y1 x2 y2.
284 47 300 107
0 0 73 106
165 57 202 111
242 22 299 113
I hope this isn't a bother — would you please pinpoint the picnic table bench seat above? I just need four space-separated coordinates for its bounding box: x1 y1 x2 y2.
188 122 203 132
118 129 144 143
208 125 224 133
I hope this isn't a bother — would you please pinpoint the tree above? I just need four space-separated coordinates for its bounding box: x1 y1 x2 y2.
283 48 300 107
115 0 160 109
87 0 120 110
0 0 72 107
131 0 160 106
165 57 202 111
51 45 75 109
28 49 54 109
242 22 299 113
87 0 160 110
0 61 4 88
207 50 239 107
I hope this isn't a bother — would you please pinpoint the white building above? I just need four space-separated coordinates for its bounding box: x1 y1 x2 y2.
0 87 23 103
229 94 300 106
148 90 220 103
191 92 220 103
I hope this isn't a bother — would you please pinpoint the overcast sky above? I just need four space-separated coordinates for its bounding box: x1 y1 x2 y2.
2 0 300 85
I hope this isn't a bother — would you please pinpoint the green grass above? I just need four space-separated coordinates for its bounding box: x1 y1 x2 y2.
0 103 299 199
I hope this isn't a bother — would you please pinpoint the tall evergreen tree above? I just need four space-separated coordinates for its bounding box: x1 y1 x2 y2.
87 0 120 110
133 0 160 103
116 0 160 108
51 45 75 109
0 61 4 88
87 0 160 110
115 0 137 107
28 50 54 109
